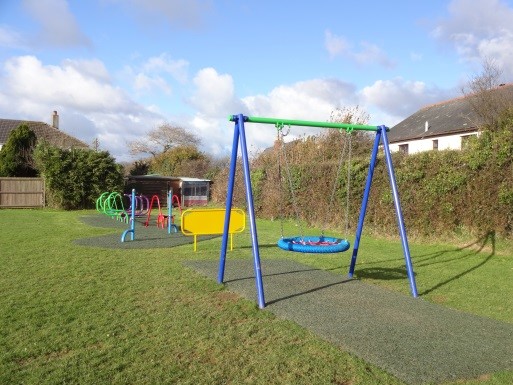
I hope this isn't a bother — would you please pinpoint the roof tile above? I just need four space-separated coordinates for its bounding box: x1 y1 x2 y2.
388 84 513 143
0 119 89 149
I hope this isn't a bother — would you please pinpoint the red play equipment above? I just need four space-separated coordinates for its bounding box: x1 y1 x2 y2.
144 195 166 228
143 193 182 229
171 194 182 214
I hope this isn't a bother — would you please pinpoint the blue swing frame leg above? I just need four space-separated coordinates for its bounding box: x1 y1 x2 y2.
348 126 418 298
218 114 266 309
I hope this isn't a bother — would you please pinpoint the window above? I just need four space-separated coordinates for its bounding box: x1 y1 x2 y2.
183 186 194 196
432 139 439 151
461 135 473 149
398 144 409 155
182 182 209 197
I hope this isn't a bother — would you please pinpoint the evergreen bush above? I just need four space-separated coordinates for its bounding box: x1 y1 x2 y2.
34 143 124 210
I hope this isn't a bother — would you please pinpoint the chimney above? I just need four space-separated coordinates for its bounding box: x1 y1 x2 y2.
425 120 429 132
52 110 59 129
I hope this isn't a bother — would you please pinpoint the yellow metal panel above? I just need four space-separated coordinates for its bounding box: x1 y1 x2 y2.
181 208 245 236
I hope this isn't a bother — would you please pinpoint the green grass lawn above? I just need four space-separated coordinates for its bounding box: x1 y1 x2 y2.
1 209 512 385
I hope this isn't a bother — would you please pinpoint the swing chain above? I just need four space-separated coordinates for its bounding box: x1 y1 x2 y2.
276 124 285 239
277 123 353 243
276 123 304 239
344 131 352 237
321 128 352 238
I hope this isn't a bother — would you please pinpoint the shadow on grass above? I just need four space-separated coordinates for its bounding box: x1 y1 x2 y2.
241 243 279 249
346 230 496 295
419 230 496 295
355 267 409 280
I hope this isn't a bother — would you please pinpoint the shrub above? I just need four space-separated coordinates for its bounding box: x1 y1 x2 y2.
34 143 124 209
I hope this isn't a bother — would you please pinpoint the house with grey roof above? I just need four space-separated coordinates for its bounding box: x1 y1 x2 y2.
0 111 89 151
387 83 513 154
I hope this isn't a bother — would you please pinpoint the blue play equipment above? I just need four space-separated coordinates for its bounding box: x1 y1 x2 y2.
121 189 178 242
218 114 418 309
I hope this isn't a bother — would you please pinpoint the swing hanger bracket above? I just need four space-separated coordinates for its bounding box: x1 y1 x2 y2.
338 126 354 134
275 122 290 137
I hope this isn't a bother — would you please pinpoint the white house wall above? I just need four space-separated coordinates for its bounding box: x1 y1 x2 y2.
388 133 478 154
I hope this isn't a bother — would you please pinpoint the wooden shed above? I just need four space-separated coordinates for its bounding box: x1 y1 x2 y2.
124 175 211 207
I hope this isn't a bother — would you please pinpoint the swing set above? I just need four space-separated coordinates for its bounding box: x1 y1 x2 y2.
218 114 418 309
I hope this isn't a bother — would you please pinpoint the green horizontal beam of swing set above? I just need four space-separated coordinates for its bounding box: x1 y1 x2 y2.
229 115 386 132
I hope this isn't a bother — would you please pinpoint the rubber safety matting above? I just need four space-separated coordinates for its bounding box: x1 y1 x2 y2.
183 259 513 385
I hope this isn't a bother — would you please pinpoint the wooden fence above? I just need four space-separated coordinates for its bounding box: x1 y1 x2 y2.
0 177 45 208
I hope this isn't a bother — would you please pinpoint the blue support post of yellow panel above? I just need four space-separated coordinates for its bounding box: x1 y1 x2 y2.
168 190 172 234
348 130 381 276
121 188 135 242
167 189 178 234
381 126 418 297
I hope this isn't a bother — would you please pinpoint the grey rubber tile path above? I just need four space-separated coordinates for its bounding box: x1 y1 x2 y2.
184 259 513 385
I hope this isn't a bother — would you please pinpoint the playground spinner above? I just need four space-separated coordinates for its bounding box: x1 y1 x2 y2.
218 114 418 309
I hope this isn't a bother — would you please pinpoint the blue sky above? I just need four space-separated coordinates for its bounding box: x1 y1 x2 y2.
1 0 513 162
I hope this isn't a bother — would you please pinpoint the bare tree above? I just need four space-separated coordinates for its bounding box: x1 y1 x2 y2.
92 137 100 151
461 58 511 130
329 105 370 125
328 105 373 156
128 123 200 157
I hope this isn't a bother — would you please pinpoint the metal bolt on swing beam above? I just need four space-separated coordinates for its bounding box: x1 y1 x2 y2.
229 115 382 132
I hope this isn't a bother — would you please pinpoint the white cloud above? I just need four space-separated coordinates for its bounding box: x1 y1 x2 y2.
122 54 189 96
142 53 189 84
476 30 513 78
2 56 135 112
354 42 395 68
0 53 459 163
433 0 513 76
133 73 172 94
0 25 26 49
360 78 454 125
243 78 356 120
239 79 358 151
324 30 395 68
185 74 361 157
184 67 245 155
22 0 90 47
0 55 164 162
62 58 111 82
325 30 349 58
188 67 243 117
